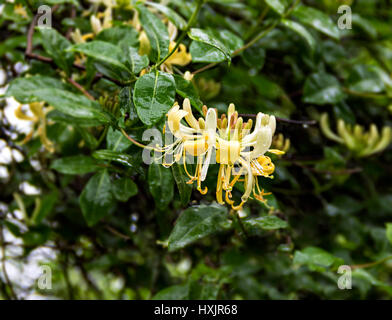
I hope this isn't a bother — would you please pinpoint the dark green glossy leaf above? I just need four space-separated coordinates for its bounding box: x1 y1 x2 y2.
133 70 176 126
31 88 114 124
93 149 137 168
265 0 286 15
152 284 189 300
38 27 74 74
303 72 345 104
243 216 288 231
51 155 101 174
293 246 338 268
125 46 149 75
96 25 139 47
112 177 138 202
5 75 69 103
171 163 192 207
69 41 132 80
146 2 187 30
292 5 340 40
188 28 231 62
80 169 115 226
281 19 316 51
106 127 132 152
137 5 170 62
168 204 230 252
148 162 174 209
31 192 58 225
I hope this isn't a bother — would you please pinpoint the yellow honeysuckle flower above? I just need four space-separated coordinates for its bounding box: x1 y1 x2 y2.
214 104 278 210
272 133 290 154
14 4 28 19
320 113 392 157
161 98 216 194
162 100 281 210
14 103 54 153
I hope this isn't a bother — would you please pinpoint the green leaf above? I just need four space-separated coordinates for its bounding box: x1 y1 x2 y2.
92 149 137 168
292 5 340 40
125 46 149 75
293 246 338 268
190 29 243 63
152 284 189 300
303 72 345 105
5 75 69 103
148 162 174 209
241 46 266 71
265 0 286 15
173 74 203 113
117 86 139 128
188 28 231 62
112 177 138 202
106 127 132 152
137 5 170 62
168 204 230 252
96 25 139 48
281 19 316 52
243 215 288 231
51 155 101 174
346 65 385 94
79 169 115 226
171 163 192 207
386 223 392 245
31 88 114 125
31 192 58 225
133 70 176 126
69 41 132 80
38 27 74 74
146 2 187 30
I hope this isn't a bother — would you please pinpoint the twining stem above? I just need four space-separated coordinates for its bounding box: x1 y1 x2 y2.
67 77 95 100
120 128 163 152
350 255 392 270
155 0 204 69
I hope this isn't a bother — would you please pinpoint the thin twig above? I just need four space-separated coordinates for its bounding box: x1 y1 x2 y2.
350 255 392 270
67 77 95 100
105 225 131 240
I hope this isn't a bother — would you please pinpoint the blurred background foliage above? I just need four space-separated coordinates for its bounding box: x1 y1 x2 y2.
1 0 392 300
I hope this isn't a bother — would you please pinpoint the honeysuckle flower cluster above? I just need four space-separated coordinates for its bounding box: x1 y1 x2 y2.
14 102 54 153
320 113 392 157
160 99 283 210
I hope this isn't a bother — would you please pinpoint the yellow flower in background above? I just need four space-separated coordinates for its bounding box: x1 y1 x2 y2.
196 78 221 101
162 100 282 210
14 102 54 153
162 22 192 72
320 113 392 157
14 4 28 19
272 133 290 154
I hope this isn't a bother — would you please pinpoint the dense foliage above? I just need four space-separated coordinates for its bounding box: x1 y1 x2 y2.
1 0 392 300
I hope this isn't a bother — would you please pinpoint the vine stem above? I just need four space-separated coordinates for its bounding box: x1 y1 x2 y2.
155 0 204 69
350 255 392 270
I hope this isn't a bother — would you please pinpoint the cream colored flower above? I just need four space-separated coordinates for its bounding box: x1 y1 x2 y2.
14 102 54 153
